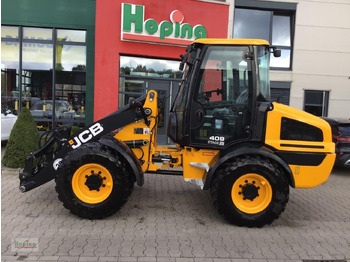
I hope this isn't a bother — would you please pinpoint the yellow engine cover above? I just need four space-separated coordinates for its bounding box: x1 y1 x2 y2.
265 103 335 188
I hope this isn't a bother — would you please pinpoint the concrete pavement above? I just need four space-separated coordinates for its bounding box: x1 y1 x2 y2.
1 146 350 261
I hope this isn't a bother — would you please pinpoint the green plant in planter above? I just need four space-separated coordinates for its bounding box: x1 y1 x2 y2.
2 108 39 168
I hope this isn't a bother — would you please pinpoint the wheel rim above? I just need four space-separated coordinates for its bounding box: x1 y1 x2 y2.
72 163 113 204
231 173 272 214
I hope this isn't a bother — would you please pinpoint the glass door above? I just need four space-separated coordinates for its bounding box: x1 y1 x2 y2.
119 76 180 145
146 80 170 145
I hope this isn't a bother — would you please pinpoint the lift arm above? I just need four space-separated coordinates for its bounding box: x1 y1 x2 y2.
19 93 151 193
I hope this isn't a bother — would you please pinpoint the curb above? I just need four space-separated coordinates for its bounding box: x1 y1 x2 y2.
1 166 22 176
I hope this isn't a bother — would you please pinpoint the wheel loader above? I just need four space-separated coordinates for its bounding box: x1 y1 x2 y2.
19 39 336 227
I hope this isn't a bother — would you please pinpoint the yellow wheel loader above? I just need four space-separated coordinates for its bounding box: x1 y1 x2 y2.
19 39 335 227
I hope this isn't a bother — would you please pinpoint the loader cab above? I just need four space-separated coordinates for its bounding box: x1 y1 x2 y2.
168 39 273 148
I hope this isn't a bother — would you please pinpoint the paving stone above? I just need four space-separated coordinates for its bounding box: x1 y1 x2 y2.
2 167 350 262
58 256 80 261
78 257 99 261
38 255 60 261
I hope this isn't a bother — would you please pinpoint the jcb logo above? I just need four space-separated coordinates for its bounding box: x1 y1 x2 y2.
69 123 104 149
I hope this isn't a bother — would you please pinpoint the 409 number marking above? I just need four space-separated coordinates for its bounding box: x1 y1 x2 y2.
208 136 225 145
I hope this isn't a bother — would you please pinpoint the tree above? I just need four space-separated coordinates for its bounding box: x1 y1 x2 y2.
2 108 39 168
134 64 147 72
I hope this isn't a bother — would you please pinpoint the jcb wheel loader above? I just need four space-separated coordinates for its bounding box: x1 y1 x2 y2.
19 39 336 227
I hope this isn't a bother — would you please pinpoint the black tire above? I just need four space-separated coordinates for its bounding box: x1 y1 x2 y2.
210 155 289 227
55 142 135 219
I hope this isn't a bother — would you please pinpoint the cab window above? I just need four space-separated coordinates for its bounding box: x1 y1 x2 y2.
191 46 253 146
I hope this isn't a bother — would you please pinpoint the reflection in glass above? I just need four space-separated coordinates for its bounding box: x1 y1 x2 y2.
272 16 291 46
270 49 290 68
23 27 53 41
191 46 252 144
257 47 270 101
22 39 53 128
120 56 182 79
55 43 86 126
1 41 20 70
57 29 86 43
157 89 167 135
304 90 329 116
56 45 86 71
30 100 72 120
22 43 53 70
1 26 87 129
305 91 323 104
119 78 144 106
1 26 19 39
234 8 271 41
233 8 293 69
1 41 20 114
24 69 53 129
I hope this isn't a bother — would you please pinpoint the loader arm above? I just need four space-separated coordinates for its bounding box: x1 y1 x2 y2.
19 94 150 193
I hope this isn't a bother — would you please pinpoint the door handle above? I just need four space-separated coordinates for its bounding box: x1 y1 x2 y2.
196 110 203 119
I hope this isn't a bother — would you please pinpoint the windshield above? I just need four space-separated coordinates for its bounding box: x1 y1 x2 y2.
194 45 252 106
256 46 271 101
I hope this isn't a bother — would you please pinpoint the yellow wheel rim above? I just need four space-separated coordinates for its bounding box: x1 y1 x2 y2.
72 164 113 204
231 173 272 214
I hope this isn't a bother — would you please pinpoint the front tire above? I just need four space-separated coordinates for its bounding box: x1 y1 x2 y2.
55 142 135 219
210 155 289 227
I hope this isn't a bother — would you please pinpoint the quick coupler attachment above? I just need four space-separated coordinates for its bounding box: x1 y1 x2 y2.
19 153 36 192
19 179 36 193
18 125 71 193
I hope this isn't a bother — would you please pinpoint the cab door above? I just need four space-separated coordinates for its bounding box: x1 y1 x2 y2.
189 45 253 148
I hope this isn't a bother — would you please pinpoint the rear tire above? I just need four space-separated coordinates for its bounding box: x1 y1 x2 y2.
55 142 134 219
210 155 289 227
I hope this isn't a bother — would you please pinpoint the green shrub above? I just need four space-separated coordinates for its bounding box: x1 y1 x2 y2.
70 125 81 135
2 108 39 168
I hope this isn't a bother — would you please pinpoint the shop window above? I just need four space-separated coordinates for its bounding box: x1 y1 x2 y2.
119 78 145 107
304 90 329 117
1 26 20 114
1 26 87 129
233 1 295 69
119 56 182 107
120 56 182 79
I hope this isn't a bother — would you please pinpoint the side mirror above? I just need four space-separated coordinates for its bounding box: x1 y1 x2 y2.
271 47 281 58
273 49 281 58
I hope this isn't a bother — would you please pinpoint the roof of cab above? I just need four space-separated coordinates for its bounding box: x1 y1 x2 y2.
193 38 270 46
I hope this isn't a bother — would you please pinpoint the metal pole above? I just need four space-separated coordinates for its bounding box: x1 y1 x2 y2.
52 29 57 128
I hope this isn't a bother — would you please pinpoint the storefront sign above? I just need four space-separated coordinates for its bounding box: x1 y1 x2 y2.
121 3 207 46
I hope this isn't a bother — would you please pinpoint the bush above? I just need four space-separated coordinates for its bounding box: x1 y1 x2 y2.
70 125 81 135
2 108 39 168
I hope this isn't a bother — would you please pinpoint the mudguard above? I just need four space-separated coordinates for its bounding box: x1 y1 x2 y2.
203 146 294 190
99 135 144 186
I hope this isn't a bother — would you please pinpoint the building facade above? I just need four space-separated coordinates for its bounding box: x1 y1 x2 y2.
2 0 349 140
94 0 229 143
1 0 96 127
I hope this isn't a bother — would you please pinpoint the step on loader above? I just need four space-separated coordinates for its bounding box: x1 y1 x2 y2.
19 39 336 227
